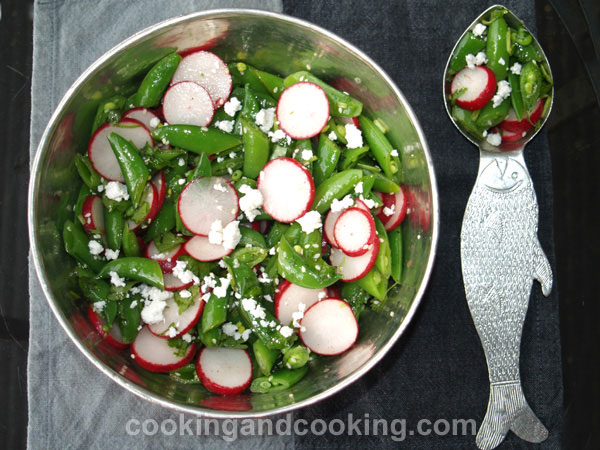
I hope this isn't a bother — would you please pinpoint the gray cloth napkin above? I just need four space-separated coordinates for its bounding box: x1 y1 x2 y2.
27 2 285 449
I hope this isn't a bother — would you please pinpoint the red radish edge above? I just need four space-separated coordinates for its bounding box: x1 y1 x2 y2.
499 98 545 133
333 207 375 257
151 171 166 208
196 347 253 395
184 235 233 262
383 187 408 232
276 82 330 139
128 183 159 232
274 280 327 326
131 326 197 372
163 272 194 291
145 241 186 273
257 157 315 223
122 107 160 130
162 81 215 127
87 304 129 350
324 198 371 248
451 66 497 111
81 195 105 234
148 293 204 339
299 298 358 356
330 234 380 282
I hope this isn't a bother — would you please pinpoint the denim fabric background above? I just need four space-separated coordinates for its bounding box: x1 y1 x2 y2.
28 0 564 449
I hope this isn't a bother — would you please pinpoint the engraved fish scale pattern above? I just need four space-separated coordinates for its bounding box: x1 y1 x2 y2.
461 166 538 382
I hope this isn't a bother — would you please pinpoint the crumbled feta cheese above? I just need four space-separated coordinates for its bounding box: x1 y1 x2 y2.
492 80 512 108
330 195 354 213
238 184 263 222
296 210 322 233
213 277 231 298
130 300 138 309
280 326 293 338
222 322 237 337
149 117 160 129
291 302 307 328
182 333 192 343
179 289 192 299
93 301 106 312
177 178 186 185
178 158 185 167
109 271 126 287
172 260 200 285
318 291 327 300
486 132 502 146
215 120 234 133
165 326 178 338
97 185 104 193
208 219 223 245
510 62 522 75
390 149 399 157
354 181 363 194
222 221 241 250
255 108 276 133
105 182 129 202
465 51 487 69
88 240 104 256
224 97 242 117
472 23 487 37
213 182 227 192
301 149 313 161
269 246 276 255
104 248 119 260
483 129 488 137
359 195 376 209
498 57 506 66
241 298 266 320
141 297 167 324
268 129 292 144
328 131 337 141
345 124 363 148
383 205 395 216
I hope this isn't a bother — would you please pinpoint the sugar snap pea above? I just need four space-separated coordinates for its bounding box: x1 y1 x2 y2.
97 257 164 290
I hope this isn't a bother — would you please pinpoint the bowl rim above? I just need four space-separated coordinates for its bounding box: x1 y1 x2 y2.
28 8 440 418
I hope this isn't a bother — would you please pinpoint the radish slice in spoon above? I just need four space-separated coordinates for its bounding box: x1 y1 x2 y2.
330 236 379 281
131 326 197 372
299 298 358 355
184 235 233 261
257 157 315 223
148 292 204 338
450 66 497 111
196 347 253 395
178 177 239 235
274 280 327 326
88 119 152 182
163 81 214 127
81 195 105 235
87 304 128 350
499 98 544 133
171 50 232 108
277 82 329 139
122 107 160 130
333 207 376 256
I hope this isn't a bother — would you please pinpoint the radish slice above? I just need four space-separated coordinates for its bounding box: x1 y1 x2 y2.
127 183 159 231
274 280 327 326
88 119 152 182
257 157 315 223
178 177 239 235
151 170 166 209
81 194 105 235
382 188 407 232
450 66 497 111
131 326 197 372
184 235 233 262
330 236 379 281
163 272 193 292
277 82 329 139
501 129 525 142
334 207 376 256
375 192 395 224
122 107 160 130
299 298 358 355
324 198 371 247
87 304 128 350
196 347 253 395
499 98 545 133
145 241 186 273
171 51 232 108
148 292 204 338
163 81 214 127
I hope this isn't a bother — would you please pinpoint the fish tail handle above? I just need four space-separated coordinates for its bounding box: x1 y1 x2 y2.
476 380 549 450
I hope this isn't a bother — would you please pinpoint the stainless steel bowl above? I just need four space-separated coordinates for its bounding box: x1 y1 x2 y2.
28 9 439 417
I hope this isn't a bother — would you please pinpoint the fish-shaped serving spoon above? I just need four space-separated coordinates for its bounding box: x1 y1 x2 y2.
442 5 554 450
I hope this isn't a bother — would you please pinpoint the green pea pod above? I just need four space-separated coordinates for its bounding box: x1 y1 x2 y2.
313 133 342 185
253 339 280 376
249 66 284 98
107 133 149 208
266 222 289 248
298 228 322 263
283 345 309 369
452 105 485 138
475 97 511 129
312 169 362 213
239 226 267 248
340 281 371 319
278 236 341 289
240 84 261 121
118 295 142 344
199 326 221 347
104 208 123 251
191 152 212 180
389 227 403 284
515 26 532 46
357 266 387 301
373 217 392 279
143 200 176 243
240 115 269 179
79 276 110 304
153 231 186 253
513 43 542 63
91 95 127 134
486 16 509 80
520 61 542 113
370 172 401 194
202 293 228 332
97 257 164 289
170 363 202 384
224 257 261 298
361 174 376 196
74 154 102 190
231 246 268 267
152 125 242 155
508 70 525 121
234 176 257 191
134 52 182 108
229 62 270 95
448 31 487 75
211 155 244 176
250 366 308 393
283 71 363 117
63 220 105 272
359 116 399 178
121 222 141 257
340 145 370 171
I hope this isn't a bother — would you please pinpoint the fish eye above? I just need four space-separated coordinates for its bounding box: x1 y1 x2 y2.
511 172 518 179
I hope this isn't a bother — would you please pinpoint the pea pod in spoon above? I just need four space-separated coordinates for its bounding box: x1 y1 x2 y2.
443 5 553 450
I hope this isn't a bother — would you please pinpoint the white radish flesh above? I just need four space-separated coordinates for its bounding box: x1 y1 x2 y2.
450 66 497 111
151 170 166 208
88 119 152 182
324 198 371 248
131 326 197 372
87 304 128 350
257 157 314 223
163 272 193 291
178 177 239 235
383 188 407 232
333 207 375 257
274 280 327 326
184 235 233 261
81 195 105 234
300 298 358 355
196 347 252 395
148 292 204 338
171 51 232 107
277 82 329 139
163 81 214 127
330 236 379 281
145 241 186 273
122 107 160 130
